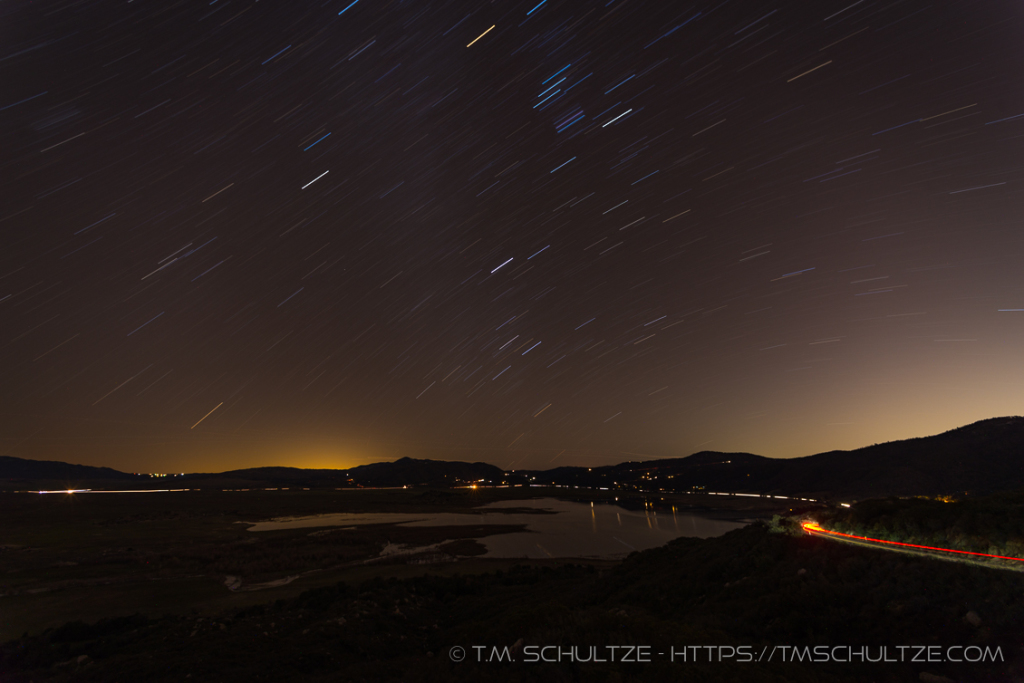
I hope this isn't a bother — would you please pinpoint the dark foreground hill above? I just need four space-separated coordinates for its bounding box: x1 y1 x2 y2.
526 416 1024 500
3 521 1021 682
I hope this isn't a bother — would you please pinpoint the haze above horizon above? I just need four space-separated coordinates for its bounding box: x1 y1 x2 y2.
3 1 1023 473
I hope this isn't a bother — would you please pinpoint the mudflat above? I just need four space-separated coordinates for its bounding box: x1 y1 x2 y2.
0 487 792 641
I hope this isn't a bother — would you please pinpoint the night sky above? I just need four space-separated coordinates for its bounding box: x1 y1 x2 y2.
3 0 1024 473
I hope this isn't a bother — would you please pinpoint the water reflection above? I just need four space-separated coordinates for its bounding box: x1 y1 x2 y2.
247 498 745 559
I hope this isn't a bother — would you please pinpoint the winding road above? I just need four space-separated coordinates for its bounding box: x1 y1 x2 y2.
801 521 1024 568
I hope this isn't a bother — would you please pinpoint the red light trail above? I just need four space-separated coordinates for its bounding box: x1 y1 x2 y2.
801 521 1024 563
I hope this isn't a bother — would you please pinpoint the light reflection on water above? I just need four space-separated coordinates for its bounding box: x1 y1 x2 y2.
246 498 745 559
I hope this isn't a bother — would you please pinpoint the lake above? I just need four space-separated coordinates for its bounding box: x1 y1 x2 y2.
246 498 746 559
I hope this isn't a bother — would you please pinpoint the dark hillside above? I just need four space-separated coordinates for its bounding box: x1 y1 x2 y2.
529 417 1024 499
0 455 139 483
4 416 1024 498
3 523 1021 681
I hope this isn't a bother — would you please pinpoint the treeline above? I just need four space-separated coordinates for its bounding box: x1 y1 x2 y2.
820 491 1024 559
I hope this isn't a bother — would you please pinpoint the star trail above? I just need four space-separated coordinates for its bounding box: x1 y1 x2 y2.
2 0 1024 472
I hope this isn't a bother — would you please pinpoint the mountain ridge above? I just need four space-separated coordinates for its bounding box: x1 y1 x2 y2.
2 416 1022 499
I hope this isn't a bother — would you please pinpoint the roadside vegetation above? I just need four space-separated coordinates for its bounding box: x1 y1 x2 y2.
818 491 1024 562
